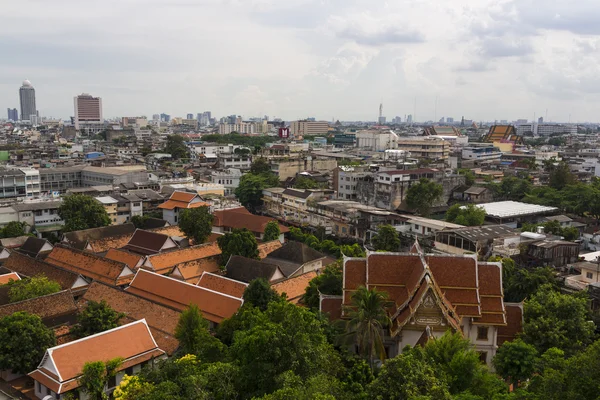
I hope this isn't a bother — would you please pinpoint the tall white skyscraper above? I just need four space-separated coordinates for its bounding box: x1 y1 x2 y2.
19 79 37 121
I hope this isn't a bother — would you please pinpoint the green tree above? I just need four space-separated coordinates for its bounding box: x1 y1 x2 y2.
7 275 61 303
294 176 323 189
235 173 280 209
0 311 56 374
217 228 259 265
489 176 532 201
258 372 348 400
178 206 214 244
243 278 281 311
73 300 125 338
79 358 123 400
458 169 476 186
405 178 443 216
344 286 392 370
59 194 111 232
493 339 538 388
174 304 225 362
523 285 595 356
131 215 149 229
503 266 557 303
250 157 272 174
371 224 400 252
164 135 189 160
1 221 27 238
446 204 486 226
545 160 575 190
303 263 342 310
262 220 281 242
340 243 366 258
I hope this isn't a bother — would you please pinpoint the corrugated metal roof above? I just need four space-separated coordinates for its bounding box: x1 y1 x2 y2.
477 201 558 218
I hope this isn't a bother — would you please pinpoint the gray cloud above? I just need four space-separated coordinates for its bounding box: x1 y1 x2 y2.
336 26 425 46
478 37 534 58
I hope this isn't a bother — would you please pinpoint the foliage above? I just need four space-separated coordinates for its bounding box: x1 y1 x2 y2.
493 339 538 387
178 206 214 244
522 284 595 356
164 134 189 160
1 221 27 238
0 311 56 374
258 372 348 400
503 266 557 303
217 228 259 265
262 220 281 242
243 278 282 311
458 169 476 186
73 300 125 338
294 176 327 190
7 275 61 303
445 203 486 226
250 157 272 174
344 286 392 370
235 173 280 209
522 220 580 241
174 304 225 362
371 224 400 252
405 178 443 216
79 358 123 400
59 194 111 232
113 375 154 400
304 263 343 310
487 176 532 201
545 160 575 190
340 243 366 258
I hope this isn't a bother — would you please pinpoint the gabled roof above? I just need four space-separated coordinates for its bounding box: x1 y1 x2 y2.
196 272 247 298
213 207 289 234
282 188 312 199
226 256 285 283
45 245 134 286
158 191 209 210
104 248 143 270
0 235 30 249
29 319 165 394
0 271 20 285
141 218 170 229
265 241 327 277
18 237 54 258
3 252 88 291
82 282 180 355
125 269 242 323
272 271 317 304
123 229 177 256
257 240 283 259
62 223 136 251
0 290 77 323
171 258 221 283
143 242 221 275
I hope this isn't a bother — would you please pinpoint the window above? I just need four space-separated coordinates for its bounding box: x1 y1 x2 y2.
587 272 594 279
125 366 134 376
478 352 488 364
477 326 489 341
37 382 41 393
108 374 117 388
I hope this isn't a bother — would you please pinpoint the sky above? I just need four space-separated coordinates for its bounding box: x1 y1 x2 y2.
1 0 600 123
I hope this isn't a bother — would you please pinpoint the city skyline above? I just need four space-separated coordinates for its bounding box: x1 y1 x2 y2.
1 0 600 123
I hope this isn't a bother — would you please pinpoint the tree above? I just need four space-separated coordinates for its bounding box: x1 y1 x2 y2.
489 176 532 201
235 173 280 209
344 286 392 370
371 225 400 252
243 278 281 311
457 169 476 186
59 194 111 232
262 220 281 242
174 304 225 362
7 275 61 303
304 263 342 310
503 266 557 303
217 228 259 265
340 243 366 258
493 339 538 388
294 176 322 189
250 158 272 174
0 311 56 374
1 221 27 238
522 285 595 356
178 206 213 244
545 160 575 190
405 178 443 216
73 300 125 338
79 358 123 400
446 204 486 226
164 135 189 160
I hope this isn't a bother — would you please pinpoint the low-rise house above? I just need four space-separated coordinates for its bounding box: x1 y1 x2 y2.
12 201 64 237
452 186 493 204
394 215 464 238
61 223 136 253
95 196 119 225
45 245 135 287
272 271 317 304
213 207 288 243
29 319 166 399
525 240 580 267
126 269 242 327
435 225 519 256
122 229 178 256
225 256 286 283
264 241 329 278
158 191 209 225
0 290 77 328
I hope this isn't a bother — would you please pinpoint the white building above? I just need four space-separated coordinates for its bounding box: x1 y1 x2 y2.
356 130 399 151
462 145 503 161
211 168 242 196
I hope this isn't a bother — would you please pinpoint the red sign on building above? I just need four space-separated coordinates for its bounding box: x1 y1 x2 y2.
278 127 290 138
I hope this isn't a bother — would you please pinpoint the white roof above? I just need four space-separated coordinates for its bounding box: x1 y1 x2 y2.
581 251 600 262
95 196 118 204
476 201 558 218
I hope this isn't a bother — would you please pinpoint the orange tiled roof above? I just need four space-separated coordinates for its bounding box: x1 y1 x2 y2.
497 303 523 345
196 272 247 298
126 269 242 323
45 245 134 286
144 242 221 275
172 258 221 283
170 191 197 202
258 240 283 259
0 272 20 285
272 271 317 304
0 290 77 321
29 320 164 394
213 207 289 234
158 200 209 210
105 248 143 270
147 225 185 237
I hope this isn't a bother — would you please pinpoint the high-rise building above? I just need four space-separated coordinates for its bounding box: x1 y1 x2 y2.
407 114 413 124
538 117 544 124
19 79 37 121
187 113 194 120
160 113 170 122
152 114 160 121
7 108 18 121
74 93 103 131
446 117 454 123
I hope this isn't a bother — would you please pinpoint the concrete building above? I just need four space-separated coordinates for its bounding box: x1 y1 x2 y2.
290 120 330 137
216 153 252 170
74 93 103 133
334 166 371 201
0 168 40 200
396 137 450 161
270 157 338 181
462 145 503 161
19 79 37 122
96 196 119 224
39 166 149 194
7 108 18 121
356 130 398 151
122 117 148 128
516 123 577 137
211 168 242 196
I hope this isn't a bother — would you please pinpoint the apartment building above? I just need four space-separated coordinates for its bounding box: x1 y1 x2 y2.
396 137 450 161
0 168 40 200
39 166 149 194
333 166 372 200
270 157 338 181
216 153 252 170
289 120 330 137
356 130 399 151
211 169 242 196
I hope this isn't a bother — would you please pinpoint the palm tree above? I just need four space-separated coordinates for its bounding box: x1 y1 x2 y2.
344 286 393 370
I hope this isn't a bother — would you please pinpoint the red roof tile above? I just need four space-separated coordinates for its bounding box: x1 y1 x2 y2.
196 272 247 299
0 272 20 285
272 271 317 303
144 242 221 275
498 303 523 345
213 207 289 234
105 249 143 270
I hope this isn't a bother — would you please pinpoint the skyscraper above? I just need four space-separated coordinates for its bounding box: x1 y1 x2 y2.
19 79 37 121
186 113 194 120
74 93 103 133
7 108 18 121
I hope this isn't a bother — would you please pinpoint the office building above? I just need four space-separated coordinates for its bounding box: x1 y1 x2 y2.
289 120 329 137
356 130 399 151
74 93 103 133
160 113 170 122
446 117 454 123
407 114 413 124
7 108 18 121
186 113 194 120
19 79 37 121
152 114 160 121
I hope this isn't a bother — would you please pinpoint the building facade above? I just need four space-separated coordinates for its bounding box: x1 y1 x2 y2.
74 93 103 133
19 80 36 122
7 108 18 121
289 121 330 137
396 137 450 161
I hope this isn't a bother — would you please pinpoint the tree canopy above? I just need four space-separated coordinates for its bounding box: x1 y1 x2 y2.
262 220 281 242
405 178 443 216
493 339 538 387
243 278 281 311
79 358 123 400
7 275 61 303
371 224 400 252
164 135 189 160
1 221 27 238
174 304 225 362
250 157 272 174
217 228 259 265
0 311 56 374
59 194 111 232
73 300 125 338
445 204 486 226
235 173 280 209
304 263 342 310
178 206 214 244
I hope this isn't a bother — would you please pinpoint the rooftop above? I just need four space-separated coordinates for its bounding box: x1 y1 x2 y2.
441 225 518 241
476 201 558 218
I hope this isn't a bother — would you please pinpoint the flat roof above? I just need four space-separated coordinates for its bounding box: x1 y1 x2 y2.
476 201 558 218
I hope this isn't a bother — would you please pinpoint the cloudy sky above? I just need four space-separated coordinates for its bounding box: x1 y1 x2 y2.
1 0 599 122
